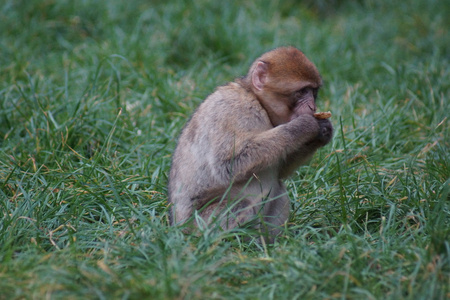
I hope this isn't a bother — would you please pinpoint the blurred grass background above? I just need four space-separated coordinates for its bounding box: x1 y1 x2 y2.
0 0 449 298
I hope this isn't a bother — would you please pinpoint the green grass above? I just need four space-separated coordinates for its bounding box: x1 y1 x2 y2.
0 0 449 299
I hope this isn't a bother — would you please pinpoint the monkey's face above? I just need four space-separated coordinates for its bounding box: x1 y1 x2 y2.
289 86 319 121
249 47 323 127
258 80 321 126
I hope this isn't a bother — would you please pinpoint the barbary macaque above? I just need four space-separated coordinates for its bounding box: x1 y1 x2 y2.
168 46 333 240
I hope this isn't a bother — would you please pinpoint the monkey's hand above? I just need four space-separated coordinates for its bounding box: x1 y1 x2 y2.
314 119 333 147
279 115 332 178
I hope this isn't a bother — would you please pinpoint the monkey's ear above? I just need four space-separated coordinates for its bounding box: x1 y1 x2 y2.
252 61 268 91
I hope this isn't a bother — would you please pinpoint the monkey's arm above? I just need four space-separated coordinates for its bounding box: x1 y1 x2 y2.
220 114 321 182
279 118 333 178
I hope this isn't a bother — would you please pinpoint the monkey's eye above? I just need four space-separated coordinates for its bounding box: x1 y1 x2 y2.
294 88 310 99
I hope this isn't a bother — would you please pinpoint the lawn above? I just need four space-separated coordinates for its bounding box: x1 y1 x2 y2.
0 0 449 299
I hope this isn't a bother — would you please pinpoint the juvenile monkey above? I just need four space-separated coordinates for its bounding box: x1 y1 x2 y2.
168 46 333 240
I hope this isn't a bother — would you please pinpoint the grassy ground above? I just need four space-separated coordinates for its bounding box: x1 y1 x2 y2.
0 0 449 299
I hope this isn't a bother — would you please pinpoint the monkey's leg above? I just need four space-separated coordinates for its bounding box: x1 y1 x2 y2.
261 193 290 241
197 198 258 231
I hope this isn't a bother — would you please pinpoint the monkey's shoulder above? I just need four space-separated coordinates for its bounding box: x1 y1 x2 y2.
199 82 270 125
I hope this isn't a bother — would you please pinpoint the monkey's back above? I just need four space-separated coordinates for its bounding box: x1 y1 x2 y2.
168 81 272 225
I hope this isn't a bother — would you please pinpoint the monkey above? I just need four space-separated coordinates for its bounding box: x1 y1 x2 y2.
168 46 333 241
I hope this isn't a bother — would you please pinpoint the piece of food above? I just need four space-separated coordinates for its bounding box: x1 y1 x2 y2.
313 111 332 119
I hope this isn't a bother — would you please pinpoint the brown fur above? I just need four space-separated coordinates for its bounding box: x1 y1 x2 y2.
168 47 333 241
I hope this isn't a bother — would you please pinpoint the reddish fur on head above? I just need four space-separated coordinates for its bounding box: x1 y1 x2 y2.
243 47 322 126
255 47 322 89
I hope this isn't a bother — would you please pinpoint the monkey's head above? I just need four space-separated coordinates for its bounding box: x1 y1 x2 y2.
246 46 322 126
